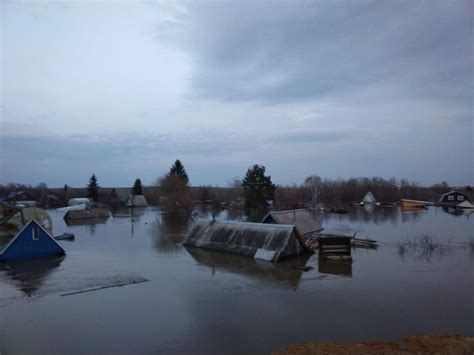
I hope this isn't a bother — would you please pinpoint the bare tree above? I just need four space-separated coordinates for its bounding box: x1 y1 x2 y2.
305 175 322 207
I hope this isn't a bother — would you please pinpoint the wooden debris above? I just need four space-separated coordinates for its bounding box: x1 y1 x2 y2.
292 265 314 271
61 278 149 297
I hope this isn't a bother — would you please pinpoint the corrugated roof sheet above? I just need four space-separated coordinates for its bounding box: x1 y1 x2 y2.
262 209 323 236
183 220 304 261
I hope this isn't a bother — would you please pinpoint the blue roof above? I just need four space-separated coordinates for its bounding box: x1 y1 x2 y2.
0 220 65 262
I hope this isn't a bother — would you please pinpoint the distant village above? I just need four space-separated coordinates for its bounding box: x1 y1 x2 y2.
0 159 472 212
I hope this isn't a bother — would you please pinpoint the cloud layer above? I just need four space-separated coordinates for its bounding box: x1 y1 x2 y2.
1 1 472 187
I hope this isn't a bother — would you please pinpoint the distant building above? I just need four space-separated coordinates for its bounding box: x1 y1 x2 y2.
68 198 91 206
184 220 305 262
262 209 323 237
5 191 34 201
127 195 148 207
362 192 376 204
438 191 471 205
0 220 65 262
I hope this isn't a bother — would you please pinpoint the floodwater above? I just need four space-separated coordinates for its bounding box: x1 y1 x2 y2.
0 206 473 354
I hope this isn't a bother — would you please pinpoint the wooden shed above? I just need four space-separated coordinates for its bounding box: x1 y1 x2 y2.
183 220 305 262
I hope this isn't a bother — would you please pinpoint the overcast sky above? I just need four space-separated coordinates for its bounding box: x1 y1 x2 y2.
1 0 472 187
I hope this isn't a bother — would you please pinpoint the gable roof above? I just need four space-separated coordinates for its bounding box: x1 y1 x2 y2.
262 209 323 236
184 220 302 261
362 192 376 203
457 200 474 209
0 220 65 261
438 190 472 203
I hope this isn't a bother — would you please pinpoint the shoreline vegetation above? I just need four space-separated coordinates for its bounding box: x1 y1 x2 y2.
1 176 471 212
275 334 474 354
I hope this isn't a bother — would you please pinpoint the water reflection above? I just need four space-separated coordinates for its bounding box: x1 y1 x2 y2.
150 213 189 254
192 206 245 222
320 205 432 225
1 256 64 296
185 246 311 289
318 259 352 277
65 217 109 227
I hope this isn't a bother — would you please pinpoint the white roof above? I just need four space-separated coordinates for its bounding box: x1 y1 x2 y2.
362 192 376 203
68 198 91 206
457 200 474 209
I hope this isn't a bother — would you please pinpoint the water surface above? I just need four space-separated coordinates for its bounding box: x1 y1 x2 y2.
0 206 473 354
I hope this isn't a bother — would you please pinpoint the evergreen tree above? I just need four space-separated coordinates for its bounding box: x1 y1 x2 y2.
132 178 143 195
168 159 189 184
87 174 99 202
242 164 276 211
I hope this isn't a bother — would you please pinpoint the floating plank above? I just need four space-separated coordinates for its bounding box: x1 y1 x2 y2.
61 278 149 297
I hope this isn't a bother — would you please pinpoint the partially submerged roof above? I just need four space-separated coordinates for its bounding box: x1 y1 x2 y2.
128 195 148 207
438 190 472 203
68 198 91 206
0 220 65 262
362 192 376 204
0 207 52 238
457 200 474 209
262 209 323 236
183 220 304 261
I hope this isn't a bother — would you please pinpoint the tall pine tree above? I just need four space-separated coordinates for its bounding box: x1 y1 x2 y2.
132 178 143 195
242 164 276 211
168 160 189 184
87 174 99 202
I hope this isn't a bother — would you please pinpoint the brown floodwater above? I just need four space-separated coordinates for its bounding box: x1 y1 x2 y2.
0 206 473 354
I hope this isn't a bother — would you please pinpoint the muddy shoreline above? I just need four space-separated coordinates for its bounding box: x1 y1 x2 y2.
276 334 474 354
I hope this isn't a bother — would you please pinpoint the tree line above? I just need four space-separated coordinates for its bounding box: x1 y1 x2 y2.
1 164 470 213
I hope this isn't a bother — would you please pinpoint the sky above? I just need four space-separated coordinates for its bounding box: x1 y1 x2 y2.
1 0 473 188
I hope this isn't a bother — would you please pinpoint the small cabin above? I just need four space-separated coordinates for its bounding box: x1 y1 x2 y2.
0 220 65 262
438 191 471 205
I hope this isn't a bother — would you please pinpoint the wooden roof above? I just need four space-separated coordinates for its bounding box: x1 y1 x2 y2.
262 209 323 236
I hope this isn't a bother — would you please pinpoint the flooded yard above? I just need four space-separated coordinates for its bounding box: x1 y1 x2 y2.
0 206 473 354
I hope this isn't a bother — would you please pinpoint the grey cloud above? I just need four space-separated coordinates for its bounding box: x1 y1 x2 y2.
161 1 472 104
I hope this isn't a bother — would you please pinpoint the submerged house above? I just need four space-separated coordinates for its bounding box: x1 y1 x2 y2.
262 209 323 237
68 198 91 206
438 191 471 205
127 195 148 207
362 192 376 204
183 220 305 262
0 207 52 238
0 220 65 262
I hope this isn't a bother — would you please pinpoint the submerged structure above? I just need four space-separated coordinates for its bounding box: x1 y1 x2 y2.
262 209 323 237
362 192 376 204
127 195 148 207
183 220 305 262
68 198 91 206
438 191 471 205
0 207 52 238
0 220 65 262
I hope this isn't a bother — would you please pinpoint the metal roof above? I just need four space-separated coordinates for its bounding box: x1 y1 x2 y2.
183 219 304 261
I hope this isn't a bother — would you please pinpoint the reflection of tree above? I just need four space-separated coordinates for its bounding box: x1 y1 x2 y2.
397 235 453 262
150 213 190 254
321 206 403 225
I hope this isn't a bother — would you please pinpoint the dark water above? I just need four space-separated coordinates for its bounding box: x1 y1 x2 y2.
0 206 473 354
